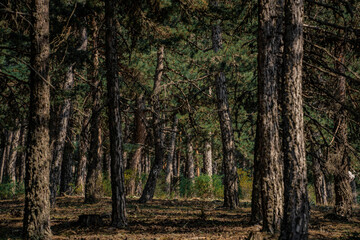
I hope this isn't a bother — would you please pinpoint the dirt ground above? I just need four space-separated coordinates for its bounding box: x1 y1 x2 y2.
1 196 359 239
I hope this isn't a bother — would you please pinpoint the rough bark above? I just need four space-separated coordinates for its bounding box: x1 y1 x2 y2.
23 0 52 238
186 134 195 181
251 124 262 224
332 44 352 218
6 126 21 189
85 16 103 204
165 114 178 194
75 120 88 195
105 0 127 227
203 133 213 177
138 45 165 203
127 95 147 196
280 0 309 239
257 0 284 232
312 147 327 205
212 1 239 209
50 24 87 205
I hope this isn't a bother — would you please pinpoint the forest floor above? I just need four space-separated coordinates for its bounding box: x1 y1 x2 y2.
1 196 360 239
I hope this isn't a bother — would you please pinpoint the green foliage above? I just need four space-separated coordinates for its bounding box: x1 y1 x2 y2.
237 168 252 200
179 176 194 198
102 175 112 197
194 174 213 198
0 182 25 200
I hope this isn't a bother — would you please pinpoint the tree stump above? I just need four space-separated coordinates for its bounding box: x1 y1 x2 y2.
77 214 103 227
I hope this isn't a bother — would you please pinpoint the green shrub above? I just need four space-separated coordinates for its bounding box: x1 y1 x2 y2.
102 175 112 197
194 174 213 198
212 175 224 199
0 181 25 199
179 176 194 198
238 168 252 200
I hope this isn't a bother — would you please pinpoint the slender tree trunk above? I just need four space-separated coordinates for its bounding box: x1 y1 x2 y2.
16 124 27 183
186 134 195 182
203 132 213 177
280 0 309 238
0 131 8 183
105 0 127 227
60 121 74 195
165 114 178 194
23 0 51 238
85 16 103 204
6 126 21 190
332 44 352 218
256 0 284 232
128 95 147 196
251 124 262 224
75 120 88 195
312 147 327 205
211 1 239 209
138 45 165 203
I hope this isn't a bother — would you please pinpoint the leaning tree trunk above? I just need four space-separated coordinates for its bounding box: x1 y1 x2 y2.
165 114 178 194
85 16 103 204
138 45 165 204
280 0 309 239
127 95 147 196
203 132 213 177
105 0 127 227
312 147 328 205
212 20 239 208
50 24 87 206
332 43 352 218
23 0 52 238
256 0 284 232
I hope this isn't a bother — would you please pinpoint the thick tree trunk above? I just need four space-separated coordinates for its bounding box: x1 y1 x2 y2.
203 133 213 177
128 95 147 196
212 2 239 209
280 0 309 238
85 16 103 204
165 114 178 194
138 45 165 203
312 147 327 205
332 44 352 218
256 0 284 232
105 0 127 227
23 0 52 238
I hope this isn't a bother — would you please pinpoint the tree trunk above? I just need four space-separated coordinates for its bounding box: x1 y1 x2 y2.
186 134 195 182
312 147 327 205
251 125 262 224
332 43 352 219
0 130 9 183
85 16 103 204
23 0 52 238
75 120 88 195
138 45 165 204
128 95 147 196
60 122 74 195
256 0 284 232
105 0 127 227
212 1 239 209
16 124 27 183
165 114 178 194
280 0 309 238
203 132 213 177
6 126 21 190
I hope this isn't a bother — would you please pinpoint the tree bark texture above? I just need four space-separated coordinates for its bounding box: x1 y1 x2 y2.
203 132 213 177
75 120 88 195
138 45 165 203
257 0 284 233
16 124 27 183
280 0 309 239
212 3 239 209
251 124 262 224
186 134 195 181
60 122 74 195
165 114 178 194
85 17 103 204
23 0 52 238
105 0 127 227
332 44 352 218
6 126 21 188
312 147 327 205
127 95 147 196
